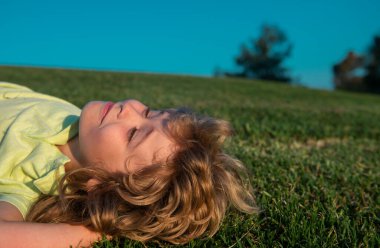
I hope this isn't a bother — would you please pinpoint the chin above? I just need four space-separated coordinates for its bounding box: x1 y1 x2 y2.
79 101 102 129
82 101 103 116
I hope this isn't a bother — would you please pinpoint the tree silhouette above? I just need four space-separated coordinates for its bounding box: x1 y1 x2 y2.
332 51 367 92
332 35 380 94
226 24 293 83
364 36 380 93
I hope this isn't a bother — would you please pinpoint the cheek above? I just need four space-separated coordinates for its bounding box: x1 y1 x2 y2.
80 101 104 127
80 125 126 164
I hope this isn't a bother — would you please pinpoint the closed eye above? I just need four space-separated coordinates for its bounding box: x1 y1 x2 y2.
128 127 138 142
145 107 150 118
127 107 150 143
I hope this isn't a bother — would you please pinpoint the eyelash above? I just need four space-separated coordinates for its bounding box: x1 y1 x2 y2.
128 107 150 142
128 127 137 142
145 107 150 117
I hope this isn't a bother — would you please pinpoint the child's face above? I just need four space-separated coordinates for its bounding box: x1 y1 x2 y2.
78 99 176 173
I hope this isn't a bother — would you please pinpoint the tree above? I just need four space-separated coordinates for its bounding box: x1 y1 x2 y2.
226 24 293 83
364 35 380 93
332 51 367 92
332 35 380 94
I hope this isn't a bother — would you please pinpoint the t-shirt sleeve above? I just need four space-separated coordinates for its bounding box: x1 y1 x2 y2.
0 163 66 220
0 195 33 220
0 180 40 220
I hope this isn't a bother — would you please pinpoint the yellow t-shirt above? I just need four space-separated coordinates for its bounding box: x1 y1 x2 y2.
0 82 81 219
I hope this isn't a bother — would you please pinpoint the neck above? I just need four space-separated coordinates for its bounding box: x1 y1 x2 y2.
57 135 82 172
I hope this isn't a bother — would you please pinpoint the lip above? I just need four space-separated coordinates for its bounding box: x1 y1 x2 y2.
100 102 114 124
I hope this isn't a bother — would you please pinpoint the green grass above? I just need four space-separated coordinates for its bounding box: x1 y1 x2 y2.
1 65 379 247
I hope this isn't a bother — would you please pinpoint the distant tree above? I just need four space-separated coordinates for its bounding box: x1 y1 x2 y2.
332 35 380 94
332 51 367 92
364 35 380 93
225 24 293 83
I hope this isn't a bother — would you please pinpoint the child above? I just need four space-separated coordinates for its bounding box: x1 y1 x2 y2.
0 82 257 247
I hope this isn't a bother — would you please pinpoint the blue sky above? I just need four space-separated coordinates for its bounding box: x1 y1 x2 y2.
0 0 379 90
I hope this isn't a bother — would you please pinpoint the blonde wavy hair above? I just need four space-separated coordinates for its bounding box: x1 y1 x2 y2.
26 108 258 244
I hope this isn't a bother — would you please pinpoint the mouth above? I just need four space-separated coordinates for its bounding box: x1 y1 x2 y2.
100 102 114 124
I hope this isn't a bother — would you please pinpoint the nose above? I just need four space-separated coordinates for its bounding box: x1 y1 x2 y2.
119 99 147 119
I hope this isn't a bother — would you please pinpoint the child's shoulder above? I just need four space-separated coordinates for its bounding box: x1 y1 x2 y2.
0 82 77 108
0 82 33 92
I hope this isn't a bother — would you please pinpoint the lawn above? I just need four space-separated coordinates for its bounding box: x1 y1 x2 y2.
1 66 379 247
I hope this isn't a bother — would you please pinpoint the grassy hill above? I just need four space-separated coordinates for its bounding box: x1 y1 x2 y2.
1 66 379 247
